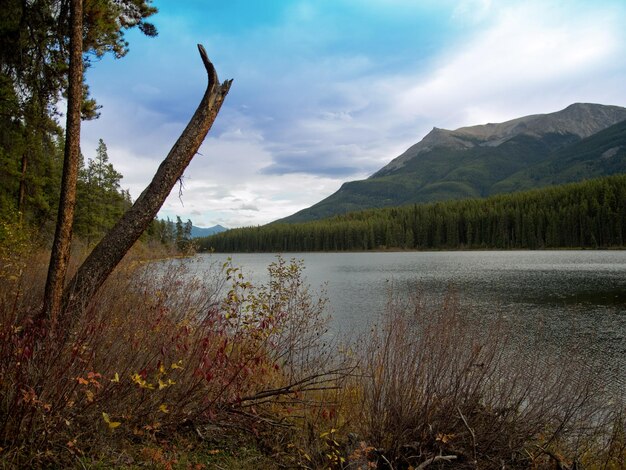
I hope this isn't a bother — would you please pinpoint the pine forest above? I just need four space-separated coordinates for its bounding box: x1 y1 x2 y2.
200 174 626 252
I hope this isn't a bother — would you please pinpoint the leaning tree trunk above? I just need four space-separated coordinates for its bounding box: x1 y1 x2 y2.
61 45 232 322
42 0 83 323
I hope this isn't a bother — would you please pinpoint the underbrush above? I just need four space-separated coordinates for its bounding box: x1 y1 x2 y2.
0 238 624 468
0 251 345 467
343 294 626 469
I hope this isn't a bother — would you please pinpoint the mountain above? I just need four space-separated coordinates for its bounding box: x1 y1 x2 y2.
278 103 626 223
493 118 626 193
191 224 227 238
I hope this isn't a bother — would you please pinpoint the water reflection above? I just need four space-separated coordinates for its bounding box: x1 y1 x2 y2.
181 250 625 389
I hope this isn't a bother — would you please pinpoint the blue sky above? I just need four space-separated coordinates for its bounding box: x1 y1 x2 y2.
81 0 626 227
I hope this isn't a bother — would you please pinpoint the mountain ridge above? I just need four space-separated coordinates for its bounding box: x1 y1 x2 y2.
191 224 227 238
278 103 626 224
374 103 626 176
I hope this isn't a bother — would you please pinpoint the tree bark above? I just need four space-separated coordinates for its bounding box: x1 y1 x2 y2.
17 151 27 215
42 0 83 322
61 45 232 321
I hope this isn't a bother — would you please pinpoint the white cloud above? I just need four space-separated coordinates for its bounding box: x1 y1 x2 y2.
159 170 344 228
81 0 626 228
393 1 626 128
151 124 349 227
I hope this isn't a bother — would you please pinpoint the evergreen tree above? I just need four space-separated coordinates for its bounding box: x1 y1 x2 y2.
198 175 626 253
175 216 184 248
74 139 129 243
0 0 157 229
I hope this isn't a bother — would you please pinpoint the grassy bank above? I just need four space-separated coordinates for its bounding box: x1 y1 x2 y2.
0 229 624 468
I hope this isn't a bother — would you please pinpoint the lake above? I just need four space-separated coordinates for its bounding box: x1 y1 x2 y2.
181 250 626 389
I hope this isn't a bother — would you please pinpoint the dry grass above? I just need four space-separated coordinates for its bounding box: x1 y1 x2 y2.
0 249 342 467
343 291 626 469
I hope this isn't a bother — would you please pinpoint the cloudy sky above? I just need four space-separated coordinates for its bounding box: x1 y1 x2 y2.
81 0 626 228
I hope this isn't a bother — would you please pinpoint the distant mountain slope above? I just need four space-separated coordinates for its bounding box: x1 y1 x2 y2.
278 103 626 223
191 224 227 238
493 118 626 193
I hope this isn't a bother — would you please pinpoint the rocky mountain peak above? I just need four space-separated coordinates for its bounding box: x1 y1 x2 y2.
373 103 626 176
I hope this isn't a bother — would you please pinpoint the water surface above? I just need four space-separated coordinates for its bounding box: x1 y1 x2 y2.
183 251 626 388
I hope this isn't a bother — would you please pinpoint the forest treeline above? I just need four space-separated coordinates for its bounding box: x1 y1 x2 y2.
0 133 193 251
199 174 626 252
0 0 192 252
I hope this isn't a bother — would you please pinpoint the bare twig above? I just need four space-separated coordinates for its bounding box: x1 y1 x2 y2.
416 454 458 470
379 452 394 469
177 176 185 203
237 368 351 403
458 406 477 465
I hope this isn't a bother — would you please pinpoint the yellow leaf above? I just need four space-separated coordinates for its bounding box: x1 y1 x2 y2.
111 372 120 383
159 363 166 375
171 360 183 370
131 373 154 389
158 379 168 390
436 432 454 443
102 412 121 429
159 404 169 413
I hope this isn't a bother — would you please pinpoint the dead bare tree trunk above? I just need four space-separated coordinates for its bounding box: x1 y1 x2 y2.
61 45 232 321
42 0 83 322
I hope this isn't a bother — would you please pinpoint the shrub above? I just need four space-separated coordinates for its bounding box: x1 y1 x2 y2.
347 291 625 469
1 248 623 468
0 255 342 467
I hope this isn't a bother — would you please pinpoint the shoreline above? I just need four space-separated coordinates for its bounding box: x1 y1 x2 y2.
198 246 626 255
